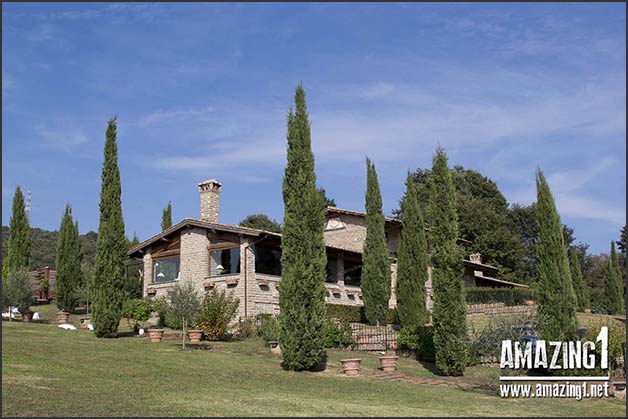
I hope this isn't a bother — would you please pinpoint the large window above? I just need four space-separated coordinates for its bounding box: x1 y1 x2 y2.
255 245 282 276
210 248 241 276
343 259 362 287
153 256 180 283
326 256 337 283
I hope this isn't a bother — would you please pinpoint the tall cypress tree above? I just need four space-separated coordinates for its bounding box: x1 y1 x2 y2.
535 169 577 340
396 172 428 328
568 247 589 312
605 242 625 315
7 186 31 272
92 117 127 338
161 201 172 230
278 86 327 371
428 147 467 376
55 204 83 313
361 158 392 325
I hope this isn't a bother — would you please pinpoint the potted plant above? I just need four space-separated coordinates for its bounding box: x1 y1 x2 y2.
4 269 35 323
268 340 281 355
21 310 34 323
168 280 201 348
378 355 399 372
340 358 361 376
56 311 70 324
122 298 153 335
148 326 165 343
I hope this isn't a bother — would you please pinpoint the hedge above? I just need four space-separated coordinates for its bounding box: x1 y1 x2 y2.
465 287 535 306
326 304 398 325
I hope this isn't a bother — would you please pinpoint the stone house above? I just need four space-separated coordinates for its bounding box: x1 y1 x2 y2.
128 178 524 319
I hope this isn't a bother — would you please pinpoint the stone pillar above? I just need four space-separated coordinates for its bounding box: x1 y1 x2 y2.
388 262 397 308
142 253 153 297
336 255 344 286
180 227 209 289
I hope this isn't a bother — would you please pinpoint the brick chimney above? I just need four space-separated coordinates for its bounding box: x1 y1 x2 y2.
198 179 222 223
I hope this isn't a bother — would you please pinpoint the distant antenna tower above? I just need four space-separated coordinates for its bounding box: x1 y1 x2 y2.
25 189 31 221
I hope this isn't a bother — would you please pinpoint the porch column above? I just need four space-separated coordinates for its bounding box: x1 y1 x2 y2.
336 254 344 286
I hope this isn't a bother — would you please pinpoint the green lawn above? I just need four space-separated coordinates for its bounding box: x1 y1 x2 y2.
2 319 625 417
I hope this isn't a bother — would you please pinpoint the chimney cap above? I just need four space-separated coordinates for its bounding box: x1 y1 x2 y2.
198 178 222 187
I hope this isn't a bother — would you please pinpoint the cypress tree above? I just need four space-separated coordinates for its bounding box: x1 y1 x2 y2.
278 85 327 371
428 147 467 376
568 247 589 312
605 242 625 315
361 158 392 325
92 117 127 338
161 201 172 230
395 172 428 328
55 204 83 313
7 186 31 272
535 169 577 340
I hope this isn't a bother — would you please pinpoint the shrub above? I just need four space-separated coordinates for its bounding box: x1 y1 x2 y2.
327 304 365 323
468 312 539 365
4 269 34 315
465 287 535 307
397 325 435 363
121 298 153 332
255 313 280 343
586 319 626 375
322 317 354 348
236 317 257 339
326 304 398 325
197 288 239 340
152 298 170 328
167 280 201 330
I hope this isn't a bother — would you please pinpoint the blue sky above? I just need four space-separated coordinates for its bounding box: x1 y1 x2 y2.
2 2 626 255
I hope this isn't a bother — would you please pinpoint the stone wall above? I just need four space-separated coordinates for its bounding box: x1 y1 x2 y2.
466 302 536 315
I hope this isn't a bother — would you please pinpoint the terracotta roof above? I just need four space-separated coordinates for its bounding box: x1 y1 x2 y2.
473 274 529 288
127 218 280 256
325 207 401 223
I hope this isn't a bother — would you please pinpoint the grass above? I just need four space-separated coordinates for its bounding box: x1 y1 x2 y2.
2 319 625 417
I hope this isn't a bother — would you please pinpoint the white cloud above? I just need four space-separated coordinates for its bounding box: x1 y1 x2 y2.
2 70 13 93
37 125 88 152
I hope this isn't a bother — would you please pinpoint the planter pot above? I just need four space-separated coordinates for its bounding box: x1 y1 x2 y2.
268 340 281 355
148 329 165 343
340 358 361 376
584 308 592 314
79 317 91 329
56 311 70 324
188 329 203 344
22 311 34 323
524 299 534 306
226 279 238 286
378 355 399 372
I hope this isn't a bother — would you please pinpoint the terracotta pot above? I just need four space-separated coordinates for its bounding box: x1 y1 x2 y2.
340 358 361 376
584 308 592 314
56 311 70 324
148 329 164 343
188 329 203 344
22 311 34 323
524 299 534 306
269 340 281 355
378 355 399 372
